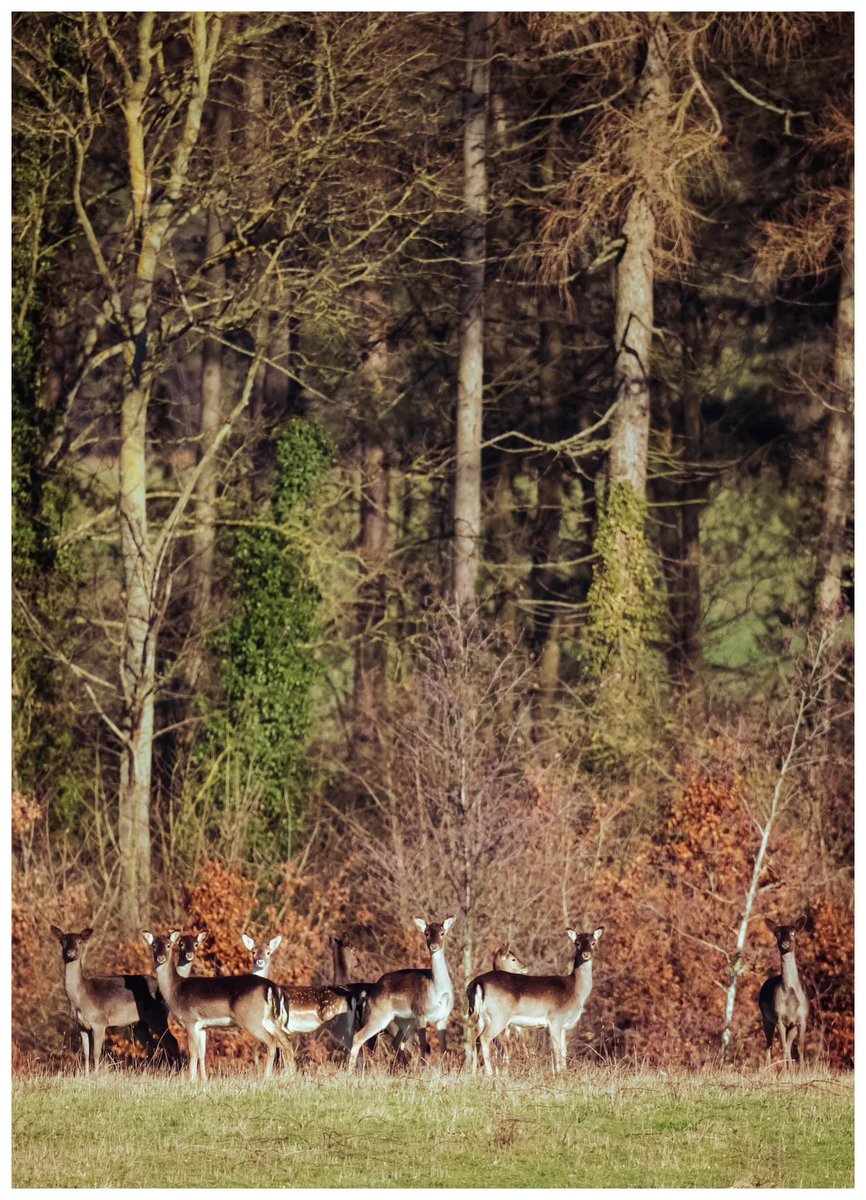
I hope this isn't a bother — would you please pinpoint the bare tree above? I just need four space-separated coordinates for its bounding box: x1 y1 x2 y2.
719 626 843 1063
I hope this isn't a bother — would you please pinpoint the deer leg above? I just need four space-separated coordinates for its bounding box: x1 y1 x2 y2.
796 1021 807 1070
435 1023 447 1060
92 1025 106 1072
548 1024 566 1073
263 1040 276 1079
478 1029 497 1077
80 1028 91 1075
350 1008 400 1071
761 1016 775 1066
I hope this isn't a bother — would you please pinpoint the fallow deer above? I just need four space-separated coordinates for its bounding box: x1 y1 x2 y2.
759 916 809 1070
142 930 292 1081
242 932 356 1045
176 930 208 979
492 945 529 975
242 933 282 979
50 925 181 1072
347 917 456 1071
330 934 423 1058
468 926 603 1075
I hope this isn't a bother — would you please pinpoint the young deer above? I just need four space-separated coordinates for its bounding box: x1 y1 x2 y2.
490 944 530 1062
50 926 181 1072
241 931 355 1044
347 917 456 1071
142 930 292 1081
759 916 809 1070
242 933 282 979
468 927 603 1075
493 945 529 975
176 930 208 979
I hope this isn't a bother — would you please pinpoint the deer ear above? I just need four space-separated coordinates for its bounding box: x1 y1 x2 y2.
412 917 427 933
566 928 578 943
80 928 94 942
269 935 283 953
593 927 605 942
49 925 64 941
168 930 180 946
794 915 808 932
196 929 209 946
142 931 154 946
442 916 456 933
241 933 255 951
764 918 778 934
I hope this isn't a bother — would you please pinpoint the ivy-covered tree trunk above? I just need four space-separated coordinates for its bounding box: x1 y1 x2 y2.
453 11 491 610
588 17 670 667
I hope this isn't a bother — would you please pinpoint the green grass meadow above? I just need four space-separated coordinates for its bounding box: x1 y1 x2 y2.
12 1066 853 1188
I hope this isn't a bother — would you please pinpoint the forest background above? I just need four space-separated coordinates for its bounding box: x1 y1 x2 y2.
11 12 853 1071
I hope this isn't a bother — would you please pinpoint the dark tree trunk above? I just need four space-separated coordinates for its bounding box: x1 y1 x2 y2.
814 173 853 628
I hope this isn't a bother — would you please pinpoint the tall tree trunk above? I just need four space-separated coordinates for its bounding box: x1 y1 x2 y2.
115 14 220 930
532 293 565 719
192 97 232 635
453 12 492 610
118 374 157 930
588 17 670 666
609 17 669 493
814 172 853 627
354 288 391 718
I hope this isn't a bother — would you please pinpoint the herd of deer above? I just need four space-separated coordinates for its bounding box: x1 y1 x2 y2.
49 914 809 1080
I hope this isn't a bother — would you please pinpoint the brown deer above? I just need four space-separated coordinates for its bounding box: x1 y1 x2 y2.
330 934 424 1058
50 925 181 1072
176 930 208 979
347 917 456 1071
492 945 529 975
241 932 356 1047
759 916 809 1070
468 926 603 1075
241 933 282 979
141 930 292 1081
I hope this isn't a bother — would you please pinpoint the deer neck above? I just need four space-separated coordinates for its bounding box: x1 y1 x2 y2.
63 958 87 1006
429 944 452 995
156 954 181 1004
779 948 801 992
332 944 349 987
569 954 593 1005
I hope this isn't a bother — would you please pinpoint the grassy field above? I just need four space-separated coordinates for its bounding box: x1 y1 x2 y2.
12 1064 853 1188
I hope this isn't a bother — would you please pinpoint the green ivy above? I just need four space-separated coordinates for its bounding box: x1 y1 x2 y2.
207 420 335 855
586 479 664 669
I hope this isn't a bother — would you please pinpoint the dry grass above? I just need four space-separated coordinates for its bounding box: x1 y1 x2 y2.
12 1061 853 1188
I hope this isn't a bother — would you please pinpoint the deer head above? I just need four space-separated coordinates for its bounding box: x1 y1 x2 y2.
50 926 94 963
567 927 604 962
412 916 455 955
765 916 807 954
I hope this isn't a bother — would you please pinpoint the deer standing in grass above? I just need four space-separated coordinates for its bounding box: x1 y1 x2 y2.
331 934 426 1059
759 916 809 1070
50 926 181 1072
468 927 603 1075
348 917 456 1071
142 930 292 1081
243 930 356 1050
